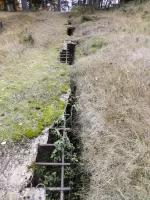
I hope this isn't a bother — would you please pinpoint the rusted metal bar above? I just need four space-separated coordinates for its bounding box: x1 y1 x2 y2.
60 113 67 200
60 56 71 58
46 187 71 191
38 144 55 147
60 53 70 54
60 55 71 57
36 162 70 166
49 128 70 131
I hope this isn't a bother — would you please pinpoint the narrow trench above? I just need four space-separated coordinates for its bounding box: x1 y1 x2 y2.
67 27 76 36
30 83 88 200
27 26 90 199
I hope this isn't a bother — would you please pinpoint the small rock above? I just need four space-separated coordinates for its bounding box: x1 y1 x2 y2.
1 141 6 145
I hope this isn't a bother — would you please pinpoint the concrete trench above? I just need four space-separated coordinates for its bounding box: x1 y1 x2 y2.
19 27 84 200
0 22 86 200
23 84 82 200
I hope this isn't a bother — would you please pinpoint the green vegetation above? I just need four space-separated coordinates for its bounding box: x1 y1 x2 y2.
76 38 109 57
81 15 93 22
0 12 69 141
0 54 69 141
34 128 80 200
91 38 108 49
12 99 65 140
70 5 99 17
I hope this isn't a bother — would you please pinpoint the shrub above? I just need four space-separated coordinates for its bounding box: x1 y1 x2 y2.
81 15 92 22
18 29 34 45
92 39 108 49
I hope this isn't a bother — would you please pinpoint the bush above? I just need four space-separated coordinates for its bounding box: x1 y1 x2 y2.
18 29 34 45
70 5 99 17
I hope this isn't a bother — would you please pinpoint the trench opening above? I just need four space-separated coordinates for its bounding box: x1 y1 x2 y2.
60 41 77 65
29 82 90 199
67 27 75 36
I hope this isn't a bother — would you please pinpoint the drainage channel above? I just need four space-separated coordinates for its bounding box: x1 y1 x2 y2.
26 37 83 199
67 27 76 36
28 85 82 200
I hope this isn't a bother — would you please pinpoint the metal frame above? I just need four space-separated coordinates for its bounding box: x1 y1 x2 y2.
36 113 71 200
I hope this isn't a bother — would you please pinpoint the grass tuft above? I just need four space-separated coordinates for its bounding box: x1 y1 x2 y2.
81 15 92 22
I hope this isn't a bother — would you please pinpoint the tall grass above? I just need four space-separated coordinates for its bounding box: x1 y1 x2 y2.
71 2 150 199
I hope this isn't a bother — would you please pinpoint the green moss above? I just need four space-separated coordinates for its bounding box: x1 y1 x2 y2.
24 128 39 138
11 99 65 140
27 162 36 172
0 35 70 142
60 72 66 76
61 85 69 94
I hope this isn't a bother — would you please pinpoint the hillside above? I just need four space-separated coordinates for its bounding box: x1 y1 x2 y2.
0 2 150 199
70 2 150 199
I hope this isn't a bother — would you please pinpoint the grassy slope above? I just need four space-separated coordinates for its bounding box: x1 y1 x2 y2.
71 3 150 200
0 12 69 141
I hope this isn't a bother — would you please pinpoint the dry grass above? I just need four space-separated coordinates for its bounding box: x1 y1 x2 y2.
0 11 69 141
71 2 150 199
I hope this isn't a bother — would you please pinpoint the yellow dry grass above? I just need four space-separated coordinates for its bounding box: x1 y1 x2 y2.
71 2 150 199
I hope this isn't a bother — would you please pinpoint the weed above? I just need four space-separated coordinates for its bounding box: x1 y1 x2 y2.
18 29 34 45
81 15 92 22
33 128 79 200
91 38 108 49
76 38 108 57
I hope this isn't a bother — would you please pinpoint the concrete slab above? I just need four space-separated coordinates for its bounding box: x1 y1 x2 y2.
20 188 46 200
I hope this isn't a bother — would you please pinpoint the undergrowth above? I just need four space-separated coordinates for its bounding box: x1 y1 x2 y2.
33 127 85 200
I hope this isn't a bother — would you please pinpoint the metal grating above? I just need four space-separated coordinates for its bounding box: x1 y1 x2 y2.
35 112 72 200
60 41 76 65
